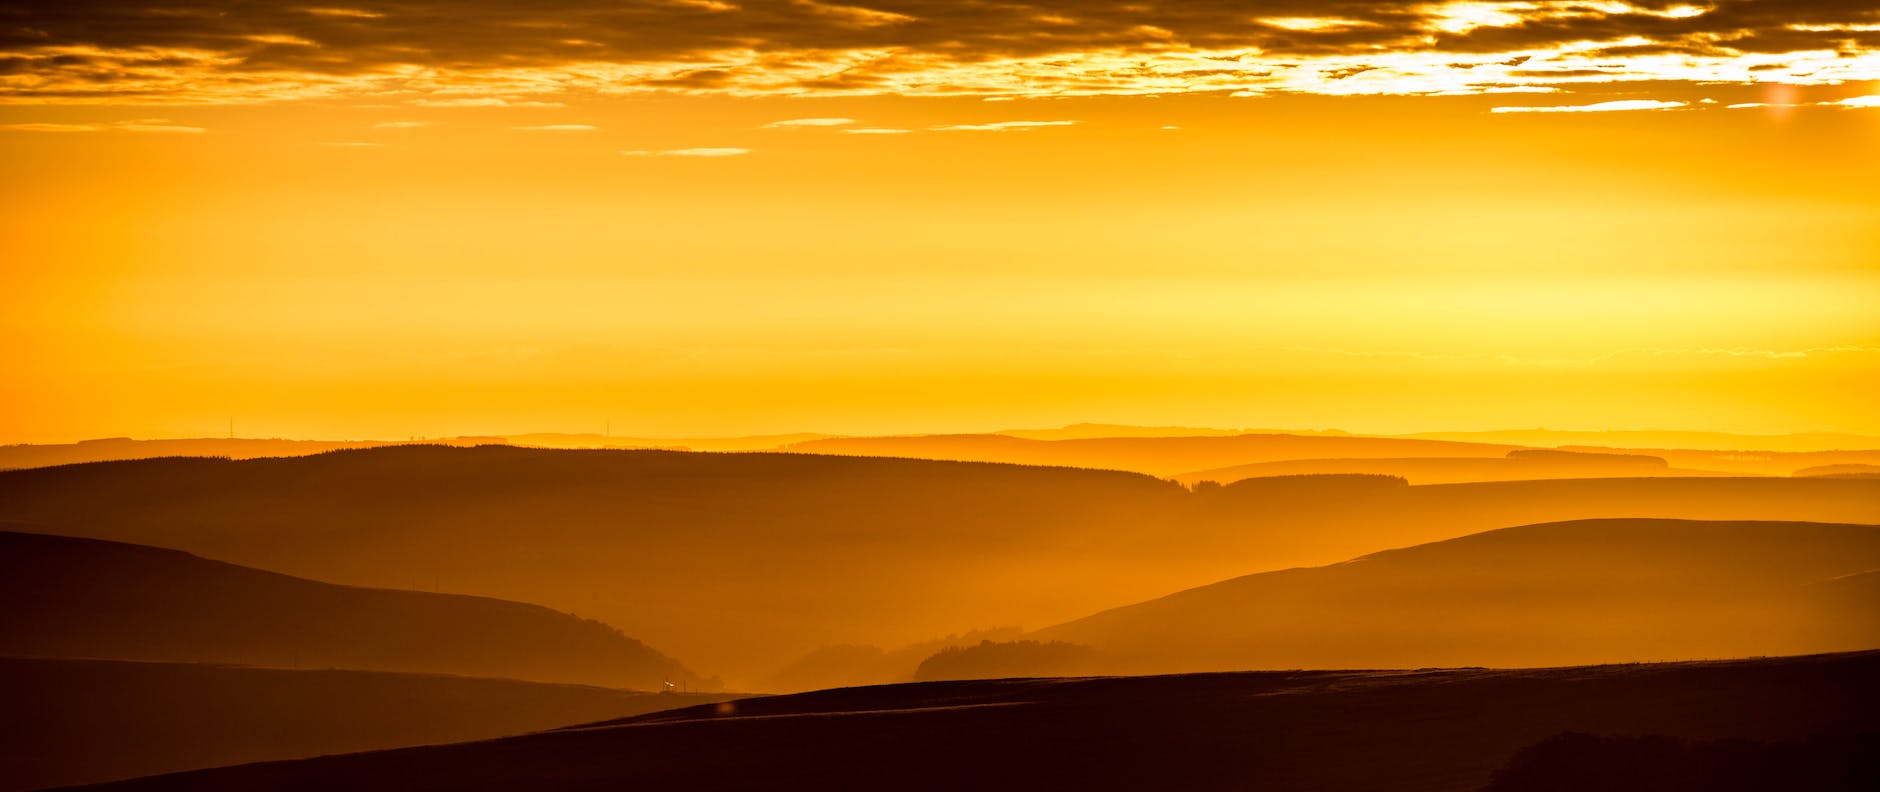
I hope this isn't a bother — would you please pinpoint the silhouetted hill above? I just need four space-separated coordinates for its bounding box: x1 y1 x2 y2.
913 640 1102 681
0 657 730 792
759 628 1024 693
1034 519 1880 675
3 447 1877 687
1174 449 1729 486
0 531 702 689
1795 464 1880 478
783 432 1523 476
61 652 1880 792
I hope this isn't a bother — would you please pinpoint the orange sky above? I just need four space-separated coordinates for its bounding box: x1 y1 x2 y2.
2 2 1878 442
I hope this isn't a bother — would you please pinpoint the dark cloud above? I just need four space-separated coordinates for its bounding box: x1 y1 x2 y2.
1 0 1876 101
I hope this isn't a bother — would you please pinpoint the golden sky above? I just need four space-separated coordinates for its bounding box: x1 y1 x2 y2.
2 1 1878 442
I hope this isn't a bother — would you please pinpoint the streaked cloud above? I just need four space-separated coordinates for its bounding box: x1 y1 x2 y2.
373 121 430 129
932 120 1079 132
1491 99 1688 113
2 1 1877 103
764 117 857 128
512 124 599 131
1727 94 1880 110
1 118 205 133
620 147 752 157
410 98 567 108
301 8 385 19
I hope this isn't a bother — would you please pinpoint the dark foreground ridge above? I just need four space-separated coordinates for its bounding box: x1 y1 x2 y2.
0 657 732 792
65 650 1880 792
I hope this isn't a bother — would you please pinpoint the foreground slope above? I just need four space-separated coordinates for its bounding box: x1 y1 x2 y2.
1034 519 1880 674
67 652 1880 792
3 447 1877 685
0 657 728 792
0 531 700 689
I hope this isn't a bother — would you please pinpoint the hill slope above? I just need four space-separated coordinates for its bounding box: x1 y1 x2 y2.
0 531 700 689
63 651 1880 792
0 657 728 792
1033 519 1880 674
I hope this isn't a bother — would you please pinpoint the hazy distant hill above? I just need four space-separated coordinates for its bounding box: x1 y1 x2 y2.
993 423 1252 440
0 657 729 792
499 432 832 451
3 447 1877 687
1174 475 1880 579
0 531 702 689
1400 429 1880 454
1030 519 1880 675
0 438 402 471
783 432 1522 476
64 652 1880 792
1173 449 1734 486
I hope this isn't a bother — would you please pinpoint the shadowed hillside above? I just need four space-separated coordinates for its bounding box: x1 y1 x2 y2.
61 652 1880 792
1030 519 1880 675
0 531 702 689
0 657 731 792
3 447 1877 687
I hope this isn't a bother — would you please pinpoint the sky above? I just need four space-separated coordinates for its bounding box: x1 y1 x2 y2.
2 1 1878 442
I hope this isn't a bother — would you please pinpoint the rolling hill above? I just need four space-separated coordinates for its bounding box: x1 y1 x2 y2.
3 447 1878 687
1028 519 1880 675
0 531 703 689
59 651 1880 792
0 657 729 792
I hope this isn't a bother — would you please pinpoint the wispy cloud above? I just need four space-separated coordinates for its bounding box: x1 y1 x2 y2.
411 97 565 108
764 117 857 128
1727 94 1880 111
0 122 102 132
931 120 1079 131
302 7 385 19
620 147 751 157
513 124 599 131
1 118 205 133
1491 99 1687 114
373 120 430 129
